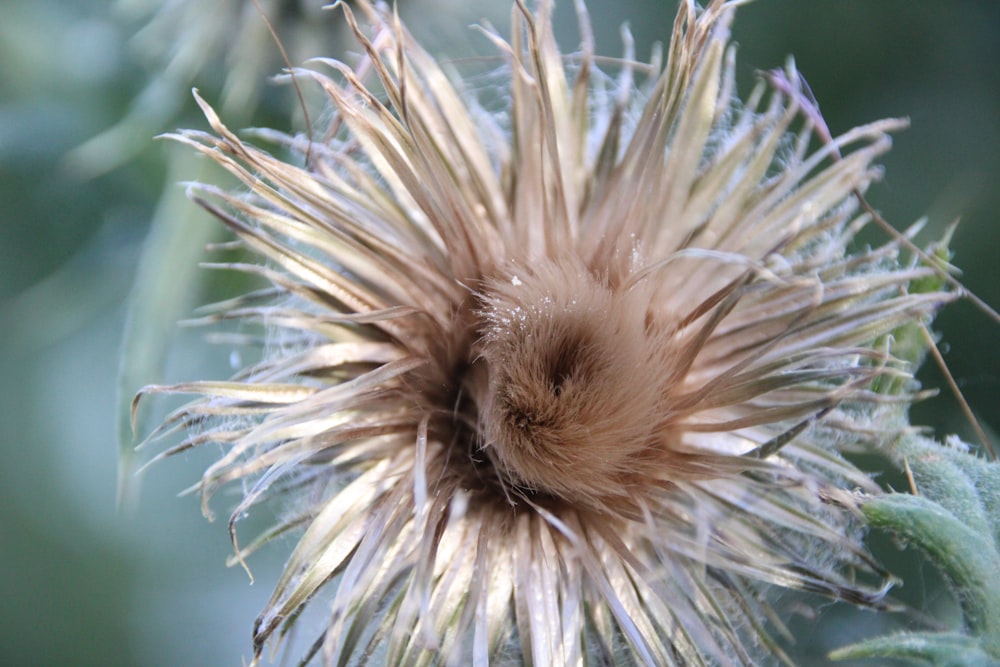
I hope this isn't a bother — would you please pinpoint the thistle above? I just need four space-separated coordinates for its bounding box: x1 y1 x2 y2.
134 0 955 664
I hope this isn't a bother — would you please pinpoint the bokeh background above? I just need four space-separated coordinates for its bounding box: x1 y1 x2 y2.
1 0 997 665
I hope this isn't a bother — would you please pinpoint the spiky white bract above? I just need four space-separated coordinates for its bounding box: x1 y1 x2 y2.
136 0 952 664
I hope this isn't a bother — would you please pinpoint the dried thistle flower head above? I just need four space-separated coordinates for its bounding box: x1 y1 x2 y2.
136 0 955 664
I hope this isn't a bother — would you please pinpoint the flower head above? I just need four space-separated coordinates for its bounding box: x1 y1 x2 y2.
137 0 952 664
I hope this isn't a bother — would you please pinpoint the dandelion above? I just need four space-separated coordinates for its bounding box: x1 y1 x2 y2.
135 0 954 664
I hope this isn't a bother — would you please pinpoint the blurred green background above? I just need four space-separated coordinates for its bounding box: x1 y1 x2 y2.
1 0 997 665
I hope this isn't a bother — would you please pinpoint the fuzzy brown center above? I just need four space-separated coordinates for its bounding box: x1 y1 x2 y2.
472 257 676 505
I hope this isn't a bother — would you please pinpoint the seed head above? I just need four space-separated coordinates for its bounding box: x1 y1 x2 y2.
137 0 954 664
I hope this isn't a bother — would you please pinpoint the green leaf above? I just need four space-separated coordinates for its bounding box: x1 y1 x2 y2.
861 493 1000 657
900 436 998 548
829 631 995 666
834 435 1000 664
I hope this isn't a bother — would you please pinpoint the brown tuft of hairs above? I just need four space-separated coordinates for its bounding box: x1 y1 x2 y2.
476 255 680 505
